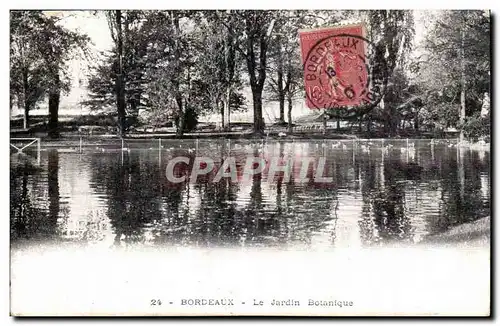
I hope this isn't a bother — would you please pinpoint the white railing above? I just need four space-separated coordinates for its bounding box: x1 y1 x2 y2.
10 138 41 165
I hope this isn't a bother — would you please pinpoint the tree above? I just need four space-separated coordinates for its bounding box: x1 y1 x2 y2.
140 10 201 136
43 15 91 138
266 10 354 131
86 10 251 135
86 11 150 132
265 11 299 125
106 10 127 136
84 55 116 111
88 11 197 134
196 11 247 130
224 10 276 134
10 11 90 136
363 10 415 136
419 10 490 140
11 13 43 129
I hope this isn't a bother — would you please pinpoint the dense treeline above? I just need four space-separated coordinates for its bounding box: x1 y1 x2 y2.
10 11 90 137
10 10 490 139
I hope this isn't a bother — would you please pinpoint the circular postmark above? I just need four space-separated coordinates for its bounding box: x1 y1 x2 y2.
303 33 387 119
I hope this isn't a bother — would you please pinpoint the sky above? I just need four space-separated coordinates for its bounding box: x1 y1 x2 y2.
15 10 428 123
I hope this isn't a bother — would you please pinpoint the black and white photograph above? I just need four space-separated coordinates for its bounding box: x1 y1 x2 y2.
8 7 491 316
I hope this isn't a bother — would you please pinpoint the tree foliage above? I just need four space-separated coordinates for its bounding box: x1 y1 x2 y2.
10 11 91 135
362 10 415 136
12 10 489 139
416 10 490 137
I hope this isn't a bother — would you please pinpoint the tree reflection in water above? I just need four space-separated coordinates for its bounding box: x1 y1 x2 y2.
10 150 60 241
10 141 491 248
371 176 412 243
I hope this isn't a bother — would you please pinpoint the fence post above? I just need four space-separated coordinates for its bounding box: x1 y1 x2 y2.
37 138 41 166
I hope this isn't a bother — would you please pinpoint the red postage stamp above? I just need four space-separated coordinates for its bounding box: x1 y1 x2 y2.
299 24 370 109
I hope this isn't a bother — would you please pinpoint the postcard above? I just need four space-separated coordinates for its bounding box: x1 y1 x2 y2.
9 9 491 316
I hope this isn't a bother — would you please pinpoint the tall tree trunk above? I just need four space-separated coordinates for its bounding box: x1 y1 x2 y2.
248 75 265 134
287 94 293 133
252 88 265 134
220 99 225 131
277 51 285 123
459 27 466 144
22 68 29 129
223 17 235 132
278 93 285 124
414 110 420 133
388 105 398 137
176 95 185 136
48 73 61 138
171 12 184 137
245 20 270 135
224 89 231 131
115 10 127 137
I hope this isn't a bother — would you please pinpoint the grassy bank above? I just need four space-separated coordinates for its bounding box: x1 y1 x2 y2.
425 216 490 247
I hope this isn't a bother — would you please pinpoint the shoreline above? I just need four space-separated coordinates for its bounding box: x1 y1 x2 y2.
11 131 360 141
424 216 490 248
9 133 491 151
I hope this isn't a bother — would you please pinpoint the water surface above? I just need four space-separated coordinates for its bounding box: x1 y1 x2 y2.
10 139 490 249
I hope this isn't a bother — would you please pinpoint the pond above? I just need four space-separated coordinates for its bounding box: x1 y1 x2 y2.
10 139 490 250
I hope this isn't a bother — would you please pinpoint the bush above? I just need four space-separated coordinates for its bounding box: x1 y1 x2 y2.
462 113 490 140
